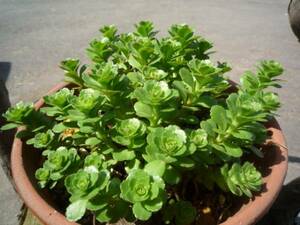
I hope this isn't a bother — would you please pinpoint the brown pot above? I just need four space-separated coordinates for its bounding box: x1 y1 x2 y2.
11 82 288 225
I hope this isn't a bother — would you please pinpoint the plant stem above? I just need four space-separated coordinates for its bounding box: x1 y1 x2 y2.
93 213 96 225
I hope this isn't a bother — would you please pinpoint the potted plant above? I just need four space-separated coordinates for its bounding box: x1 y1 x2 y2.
2 21 287 225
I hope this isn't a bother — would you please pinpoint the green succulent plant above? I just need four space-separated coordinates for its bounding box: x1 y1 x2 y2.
2 101 34 124
220 162 263 197
41 88 74 118
64 168 110 221
44 88 73 108
26 129 54 148
144 125 190 165
112 118 146 149
189 129 208 149
1 21 284 225
134 80 177 106
133 80 179 126
60 58 86 86
120 169 166 220
35 147 80 188
70 88 103 114
84 152 103 169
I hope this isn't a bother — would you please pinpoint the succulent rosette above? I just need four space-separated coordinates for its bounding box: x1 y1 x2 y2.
221 162 263 197
112 118 146 148
70 88 104 114
2 101 34 123
120 169 165 220
189 128 208 149
1 102 35 131
44 88 73 108
144 125 190 164
65 169 109 200
134 80 177 106
26 129 54 149
35 147 80 187
41 88 74 118
64 169 110 221
143 67 168 80
84 152 103 169
133 81 179 125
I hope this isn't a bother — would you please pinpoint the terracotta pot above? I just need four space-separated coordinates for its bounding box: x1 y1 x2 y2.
11 82 288 225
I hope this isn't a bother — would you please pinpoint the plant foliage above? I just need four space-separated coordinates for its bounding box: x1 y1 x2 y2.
1 21 284 224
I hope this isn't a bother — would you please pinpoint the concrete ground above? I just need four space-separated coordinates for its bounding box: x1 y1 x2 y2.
0 0 299 224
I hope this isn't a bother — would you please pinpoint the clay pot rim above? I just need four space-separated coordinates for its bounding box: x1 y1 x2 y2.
11 82 288 225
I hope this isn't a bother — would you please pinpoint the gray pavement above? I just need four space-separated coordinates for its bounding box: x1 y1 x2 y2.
0 0 300 225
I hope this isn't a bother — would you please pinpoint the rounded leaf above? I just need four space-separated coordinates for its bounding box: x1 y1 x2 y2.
66 199 87 222
132 202 152 220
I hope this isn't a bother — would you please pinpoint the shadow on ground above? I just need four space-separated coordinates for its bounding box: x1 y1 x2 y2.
289 155 300 163
0 62 14 178
257 177 300 225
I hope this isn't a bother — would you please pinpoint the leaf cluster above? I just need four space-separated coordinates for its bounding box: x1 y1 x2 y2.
1 21 284 224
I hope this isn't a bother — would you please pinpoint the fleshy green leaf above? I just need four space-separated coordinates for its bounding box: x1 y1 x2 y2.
143 197 164 212
87 195 107 211
113 150 136 161
210 105 228 132
85 137 101 146
222 142 243 158
66 199 87 222
52 123 67 133
134 102 154 118
144 160 166 177
179 68 194 88
132 202 152 220
95 207 111 223
0 123 18 130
